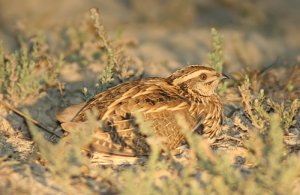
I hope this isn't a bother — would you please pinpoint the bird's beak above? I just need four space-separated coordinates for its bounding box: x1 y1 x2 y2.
221 73 230 80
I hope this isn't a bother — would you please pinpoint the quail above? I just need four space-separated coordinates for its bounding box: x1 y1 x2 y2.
57 65 228 156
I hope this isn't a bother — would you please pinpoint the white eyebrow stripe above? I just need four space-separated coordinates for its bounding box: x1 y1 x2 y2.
173 70 212 85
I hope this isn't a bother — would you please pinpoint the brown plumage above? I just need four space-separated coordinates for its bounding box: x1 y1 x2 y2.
57 65 228 156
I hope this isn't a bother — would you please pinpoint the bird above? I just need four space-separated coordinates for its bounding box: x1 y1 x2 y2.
57 65 228 157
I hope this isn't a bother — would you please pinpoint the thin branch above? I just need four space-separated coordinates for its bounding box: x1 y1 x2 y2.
0 99 62 137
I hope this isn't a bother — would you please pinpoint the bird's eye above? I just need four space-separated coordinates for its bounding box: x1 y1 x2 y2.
200 73 207 80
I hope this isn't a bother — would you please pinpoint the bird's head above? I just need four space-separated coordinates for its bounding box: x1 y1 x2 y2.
168 65 228 97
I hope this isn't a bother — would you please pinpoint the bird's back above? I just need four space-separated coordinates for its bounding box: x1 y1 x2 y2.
59 78 198 156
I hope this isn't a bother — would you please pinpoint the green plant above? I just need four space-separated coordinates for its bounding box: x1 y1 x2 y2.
0 39 63 102
90 8 115 92
239 75 300 133
25 110 117 194
208 28 228 94
114 109 300 194
208 28 224 73
83 8 143 100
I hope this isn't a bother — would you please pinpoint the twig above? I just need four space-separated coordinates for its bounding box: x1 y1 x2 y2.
0 99 62 137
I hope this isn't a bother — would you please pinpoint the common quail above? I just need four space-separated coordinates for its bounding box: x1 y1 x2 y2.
57 65 228 156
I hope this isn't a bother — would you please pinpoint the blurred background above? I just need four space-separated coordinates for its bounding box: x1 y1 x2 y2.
0 0 299 72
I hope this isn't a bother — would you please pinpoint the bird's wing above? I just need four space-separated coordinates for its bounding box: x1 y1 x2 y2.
59 79 197 156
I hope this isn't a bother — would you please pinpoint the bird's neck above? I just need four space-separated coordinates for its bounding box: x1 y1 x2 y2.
175 85 223 137
180 89 217 105
183 90 221 117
